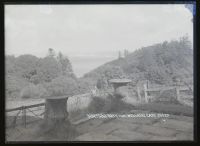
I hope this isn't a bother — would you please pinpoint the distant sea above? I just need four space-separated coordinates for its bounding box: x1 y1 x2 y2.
70 56 116 78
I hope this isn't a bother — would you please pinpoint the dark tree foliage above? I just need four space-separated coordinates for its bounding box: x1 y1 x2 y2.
96 66 127 90
6 49 79 99
36 56 62 82
45 75 79 97
82 36 193 87
57 52 75 77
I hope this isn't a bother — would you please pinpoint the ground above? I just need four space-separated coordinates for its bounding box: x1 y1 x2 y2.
74 110 193 141
6 109 193 142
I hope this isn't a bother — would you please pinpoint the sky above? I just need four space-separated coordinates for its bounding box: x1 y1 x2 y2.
5 4 193 77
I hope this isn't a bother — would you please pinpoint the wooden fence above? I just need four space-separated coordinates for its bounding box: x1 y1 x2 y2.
6 93 93 129
6 103 45 128
142 83 193 104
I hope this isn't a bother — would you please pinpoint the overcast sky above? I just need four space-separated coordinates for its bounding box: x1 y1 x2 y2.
5 4 193 77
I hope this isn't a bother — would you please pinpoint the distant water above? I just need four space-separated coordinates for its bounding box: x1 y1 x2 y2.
70 56 116 78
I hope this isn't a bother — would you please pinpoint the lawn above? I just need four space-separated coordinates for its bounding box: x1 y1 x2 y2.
132 103 193 117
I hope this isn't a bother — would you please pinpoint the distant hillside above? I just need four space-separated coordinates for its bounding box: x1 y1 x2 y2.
82 36 193 87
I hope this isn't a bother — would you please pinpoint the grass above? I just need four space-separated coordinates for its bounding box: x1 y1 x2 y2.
133 102 193 117
85 94 193 117
6 116 78 141
6 115 42 129
6 100 193 141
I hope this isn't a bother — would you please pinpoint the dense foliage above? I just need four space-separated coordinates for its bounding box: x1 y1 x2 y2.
6 49 85 99
83 36 193 87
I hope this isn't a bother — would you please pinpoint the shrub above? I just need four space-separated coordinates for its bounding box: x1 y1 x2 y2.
87 96 108 113
20 83 47 99
45 75 79 97
87 94 133 114
6 75 29 99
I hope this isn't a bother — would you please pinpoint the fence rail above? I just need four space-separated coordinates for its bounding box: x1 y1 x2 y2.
146 86 193 92
142 83 193 105
6 103 45 112
6 93 93 129
6 103 45 128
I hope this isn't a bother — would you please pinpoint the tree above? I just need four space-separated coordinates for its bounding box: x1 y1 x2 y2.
124 49 129 57
118 51 122 59
96 78 104 90
96 66 127 89
13 55 38 81
30 74 41 85
57 52 74 77
179 35 191 50
76 78 92 94
6 55 17 74
37 56 62 82
104 66 126 79
48 48 56 57
20 83 47 99
5 50 78 99
162 41 168 49
6 75 29 99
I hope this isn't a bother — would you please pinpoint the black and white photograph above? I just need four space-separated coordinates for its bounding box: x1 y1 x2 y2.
5 2 195 142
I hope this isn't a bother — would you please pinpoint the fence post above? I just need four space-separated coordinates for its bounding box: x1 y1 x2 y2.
22 106 26 128
137 86 142 102
147 80 149 89
144 84 148 103
176 87 180 101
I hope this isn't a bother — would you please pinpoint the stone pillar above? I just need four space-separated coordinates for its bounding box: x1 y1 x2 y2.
44 98 68 120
